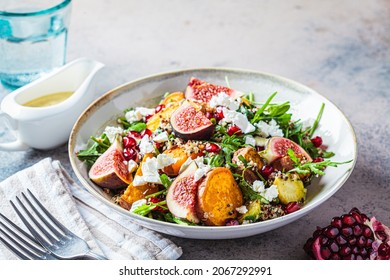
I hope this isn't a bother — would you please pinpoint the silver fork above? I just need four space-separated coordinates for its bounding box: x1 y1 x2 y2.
10 189 107 260
0 212 57 260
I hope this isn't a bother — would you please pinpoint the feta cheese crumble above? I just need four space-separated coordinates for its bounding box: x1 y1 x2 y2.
256 119 284 137
127 159 138 173
139 135 155 154
245 135 256 146
209 92 240 111
125 107 154 123
103 126 124 143
130 199 147 212
251 180 279 202
222 108 256 133
132 154 177 186
236 205 248 214
153 131 169 143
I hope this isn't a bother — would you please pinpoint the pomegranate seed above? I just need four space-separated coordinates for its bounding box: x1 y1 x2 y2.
227 125 242 136
205 112 216 120
122 136 137 148
225 218 240 226
331 217 343 228
341 227 353 237
155 104 165 114
357 236 366 247
256 146 265 152
127 131 141 138
311 136 323 147
141 129 152 137
336 235 348 245
260 165 274 179
320 247 331 259
154 141 162 149
340 245 352 256
313 157 324 163
145 114 153 122
215 106 224 121
205 143 221 153
285 202 301 214
378 243 390 257
147 197 167 212
353 224 363 236
342 214 356 226
329 240 339 253
324 226 339 238
123 148 138 161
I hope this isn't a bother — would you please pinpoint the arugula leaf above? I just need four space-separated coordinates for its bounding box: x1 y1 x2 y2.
76 134 110 168
309 103 325 137
251 91 278 124
159 174 172 189
287 149 352 176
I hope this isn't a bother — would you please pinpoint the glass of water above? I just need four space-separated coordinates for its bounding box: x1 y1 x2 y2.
0 0 72 89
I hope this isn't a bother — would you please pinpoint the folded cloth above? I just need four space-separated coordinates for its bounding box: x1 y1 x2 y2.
0 158 182 260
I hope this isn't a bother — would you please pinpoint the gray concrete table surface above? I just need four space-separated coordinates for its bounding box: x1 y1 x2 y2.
1 0 389 259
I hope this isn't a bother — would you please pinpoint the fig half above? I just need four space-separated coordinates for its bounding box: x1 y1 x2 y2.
259 136 312 164
170 101 215 140
166 161 200 224
185 77 243 103
88 134 132 189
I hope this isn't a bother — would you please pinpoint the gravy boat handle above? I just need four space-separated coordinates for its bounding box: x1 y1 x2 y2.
0 111 29 151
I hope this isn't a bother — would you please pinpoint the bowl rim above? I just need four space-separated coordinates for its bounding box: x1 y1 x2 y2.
68 67 358 237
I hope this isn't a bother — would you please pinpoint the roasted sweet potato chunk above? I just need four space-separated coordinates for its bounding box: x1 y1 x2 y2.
196 167 243 226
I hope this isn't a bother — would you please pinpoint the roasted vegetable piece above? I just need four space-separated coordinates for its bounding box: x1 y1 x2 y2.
146 101 181 132
273 173 306 204
232 147 264 171
197 167 243 226
161 91 185 105
238 199 262 223
119 153 159 209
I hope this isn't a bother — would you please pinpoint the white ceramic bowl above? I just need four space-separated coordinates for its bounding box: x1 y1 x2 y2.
69 68 357 239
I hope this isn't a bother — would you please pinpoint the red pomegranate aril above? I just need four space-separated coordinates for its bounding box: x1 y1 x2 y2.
351 211 363 224
205 143 221 153
330 253 341 260
341 227 353 237
312 157 324 163
348 236 357 246
285 202 301 214
378 243 390 257
205 112 216 120
128 130 141 138
141 129 152 138
145 114 153 122
336 235 348 245
155 104 165 114
362 225 373 238
340 245 352 256
320 247 332 259
227 125 242 136
311 136 323 147
225 218 240 226
331 217 343 228
329 241 339 253
260 165 274 179
342 214 356 226
122 136 137 148
324 226 339 238
353 224 363 236
215 106 224 121
154 141 162 149
123 148 137 161
357 236 366 247
256 145 265 152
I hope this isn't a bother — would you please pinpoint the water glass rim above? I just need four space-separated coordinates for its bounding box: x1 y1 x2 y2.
0 0 71 17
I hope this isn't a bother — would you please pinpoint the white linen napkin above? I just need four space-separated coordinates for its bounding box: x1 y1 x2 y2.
0 158 182 260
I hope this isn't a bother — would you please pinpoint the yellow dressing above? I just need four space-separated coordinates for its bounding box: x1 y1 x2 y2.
22 91 73 107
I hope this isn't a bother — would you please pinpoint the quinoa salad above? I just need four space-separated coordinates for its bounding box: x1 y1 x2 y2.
76 77 350 227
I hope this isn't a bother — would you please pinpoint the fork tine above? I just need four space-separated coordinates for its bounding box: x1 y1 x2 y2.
0 229 31 260
0 220 49 260
26 189 71 235
0 213 46 256
10 197 58 247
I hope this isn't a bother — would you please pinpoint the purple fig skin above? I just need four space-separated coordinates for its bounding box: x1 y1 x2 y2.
170 102 215 140
259 136 312 164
